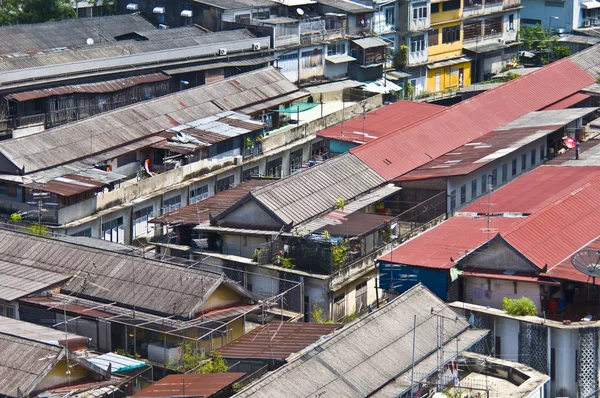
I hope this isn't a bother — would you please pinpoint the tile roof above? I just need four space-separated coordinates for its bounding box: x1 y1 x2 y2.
151 179 274 225
351 58 596 181
460 165 600 215
399 108 598 181
316 100 444 144
0 228 250 319
133 373 247 398
500 173 600 271
219 322 341 360
0 67 298 175
234 285 486 397
378 216 520 269
0 261 70 302
245 153 387 226
0 333 64 397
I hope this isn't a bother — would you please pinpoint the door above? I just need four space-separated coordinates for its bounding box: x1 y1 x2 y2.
435 72 441 92
459 68 464 87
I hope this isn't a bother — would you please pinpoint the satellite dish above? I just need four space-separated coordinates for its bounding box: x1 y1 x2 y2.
571 249 600 277
86 38 94 45
296 8 304 16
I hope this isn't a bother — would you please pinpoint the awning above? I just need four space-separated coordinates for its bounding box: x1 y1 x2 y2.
6 73 170 102
352 37 390 49
237 90 310 114
272 102 320 113
463 40 509 53
386 70 411 79
181 9 193 17
325 54 357 64
427 56 471 69
582 1 600 8
162 55 277 75
153 6 165 14
22 170 126 197
87 352 147 373
126 3 138 10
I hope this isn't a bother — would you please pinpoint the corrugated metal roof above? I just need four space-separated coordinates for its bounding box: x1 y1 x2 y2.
399 108 597 181
237 90 310 115
547 236 600 284
87 352 147 373
460 165 600 214
0 261 70 302
461 270 559 285
501 173 600 271
0 14 155 57
162 55 277 75
195 0 277 9
0 316 89 352
542 92 591 110
352 37 389 49
0 67 298 174
316 100 444 144
6 73 170 102
219 322 341 360
247 153 387 225
0 229 249 319
568 44 600 79
427 56 471 69
351 57 597 181
314 212 392 236
378 216 520 269
545 138 600 166
151 179 273 225
132 373 246 398
0 333 64 397
233 285 487 398
318 0 375 12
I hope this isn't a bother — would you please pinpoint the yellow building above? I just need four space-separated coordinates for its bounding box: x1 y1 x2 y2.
426 0 471 93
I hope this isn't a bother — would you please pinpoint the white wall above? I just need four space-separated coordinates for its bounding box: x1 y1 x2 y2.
222 234 268 258
551 328 579 397
464 276 542 311
495 316 520 362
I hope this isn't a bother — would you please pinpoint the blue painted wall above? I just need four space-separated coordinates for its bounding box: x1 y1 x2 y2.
520 0 577 32
329 139 359 155
378 262 448 300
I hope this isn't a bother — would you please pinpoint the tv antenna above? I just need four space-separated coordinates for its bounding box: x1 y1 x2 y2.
571 249 600 317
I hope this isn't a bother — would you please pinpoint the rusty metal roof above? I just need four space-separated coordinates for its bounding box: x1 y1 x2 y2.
351 58 597 181
132 373 246 398
5 73 170 102
151 179 273 225
315 212 392 237
399 108 597 181
316 101 444 145
219 322 341 360
378 216 520 269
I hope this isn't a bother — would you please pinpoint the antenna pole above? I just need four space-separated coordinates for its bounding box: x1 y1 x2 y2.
410 314 417 398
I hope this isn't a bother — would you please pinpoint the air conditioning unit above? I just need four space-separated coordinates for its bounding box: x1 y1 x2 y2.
252 43 261 51
218 48 227 56
158 24 168 30
498 38 506 44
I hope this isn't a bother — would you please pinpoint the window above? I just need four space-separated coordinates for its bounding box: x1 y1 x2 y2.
508 14 515 30
0 305 15 319
301 48 323 68
460 185 467 204
279 53 298 62
442 25 460 44
412 3 427 20
430 3 439 12
71 228 92 237
491 169 498 187
428 29 439 46
521 153 527 171
444 0 461 10
385 6 395 25
216 175 234 192
410 35 426 53
511 158 517 176
215 139 234 155
471 179 477 200
243 166 260 180
190 185 209 204
501 163 508 183
531 149 536 166
450 190 456 212
163 195 181 212
117 151 137 167
267 157 283 177
0 181 17 198
481 175 488 193
522 18 542 25
327 42 346 56
102 217 124 244
133 205 154 237
540 144 545 161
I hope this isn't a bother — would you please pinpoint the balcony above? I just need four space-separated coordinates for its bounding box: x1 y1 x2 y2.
409 17 430 32
503 0 521 9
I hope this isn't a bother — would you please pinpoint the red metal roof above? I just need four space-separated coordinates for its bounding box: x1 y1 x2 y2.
218 322 341 360
6 73 170 102
351 59 596 181
150 178 273 225
461 165 600 214
378 216 520 269
461 270 560 285
501 173 600 271
547 236 600 284
132 373 246 398
542 92 591 110
316 101 444 144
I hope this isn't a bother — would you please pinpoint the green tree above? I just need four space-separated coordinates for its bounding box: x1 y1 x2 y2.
20 0 76 23
502 297 537 316
0 0 22 25
99 0 118 16
519 24 552 51
312 304 333 324
168 341 229 374
554 45 571 59
332 239 349 270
